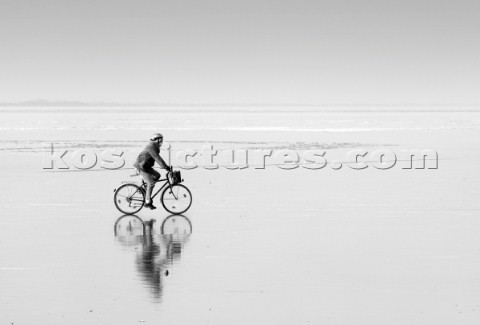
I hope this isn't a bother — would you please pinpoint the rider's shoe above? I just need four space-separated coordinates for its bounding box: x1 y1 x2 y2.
144 202 157 210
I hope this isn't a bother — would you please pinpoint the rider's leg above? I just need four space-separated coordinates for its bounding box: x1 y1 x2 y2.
145 181 154 204
150 168 160 182
139 169 156 204
140 168 160 205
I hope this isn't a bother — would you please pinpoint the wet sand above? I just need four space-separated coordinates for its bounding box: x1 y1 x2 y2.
1 110 480 324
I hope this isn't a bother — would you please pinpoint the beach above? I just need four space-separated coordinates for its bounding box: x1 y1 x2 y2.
1 108 480 324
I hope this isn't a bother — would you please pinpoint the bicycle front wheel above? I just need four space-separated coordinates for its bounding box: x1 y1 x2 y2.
161 184 192 215
114 184 145 215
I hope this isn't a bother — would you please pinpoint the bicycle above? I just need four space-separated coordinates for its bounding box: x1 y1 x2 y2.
114 169 192 215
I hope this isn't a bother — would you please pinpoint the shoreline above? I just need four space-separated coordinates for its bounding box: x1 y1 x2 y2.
1 105 480 114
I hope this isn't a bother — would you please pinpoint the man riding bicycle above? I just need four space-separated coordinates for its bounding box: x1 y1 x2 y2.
134 133 171 210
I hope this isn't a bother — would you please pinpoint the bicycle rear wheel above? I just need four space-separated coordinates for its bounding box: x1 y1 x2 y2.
161 184 192 215
114 184 145 215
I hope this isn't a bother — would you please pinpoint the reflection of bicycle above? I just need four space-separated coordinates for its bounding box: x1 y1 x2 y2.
114 170 192 215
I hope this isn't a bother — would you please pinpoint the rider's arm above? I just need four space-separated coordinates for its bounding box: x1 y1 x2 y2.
146 146 170 169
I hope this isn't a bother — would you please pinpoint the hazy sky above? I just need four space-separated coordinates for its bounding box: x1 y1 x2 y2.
1 0 479 105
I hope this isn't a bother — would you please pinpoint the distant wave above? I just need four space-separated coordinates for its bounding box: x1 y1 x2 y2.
171 126 462 132
0 126 466 132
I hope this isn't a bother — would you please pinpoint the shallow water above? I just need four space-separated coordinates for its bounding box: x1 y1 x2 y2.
1 109 480 324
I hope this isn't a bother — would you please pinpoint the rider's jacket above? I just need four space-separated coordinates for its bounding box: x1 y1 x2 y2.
134 142 168 171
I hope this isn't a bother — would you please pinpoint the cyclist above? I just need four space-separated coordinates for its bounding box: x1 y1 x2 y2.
134 133 171 210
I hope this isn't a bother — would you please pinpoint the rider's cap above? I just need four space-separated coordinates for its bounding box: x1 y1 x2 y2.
150 133 163 141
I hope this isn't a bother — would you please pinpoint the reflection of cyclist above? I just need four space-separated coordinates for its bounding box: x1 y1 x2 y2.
134 133 171 210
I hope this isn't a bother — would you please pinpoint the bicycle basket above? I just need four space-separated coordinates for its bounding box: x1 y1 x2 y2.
168 171 182 185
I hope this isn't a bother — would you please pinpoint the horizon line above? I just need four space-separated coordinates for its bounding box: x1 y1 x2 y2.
1 100 479 108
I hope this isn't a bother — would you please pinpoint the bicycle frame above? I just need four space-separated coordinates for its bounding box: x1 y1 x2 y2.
148 177 170 200
127 175 179 202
